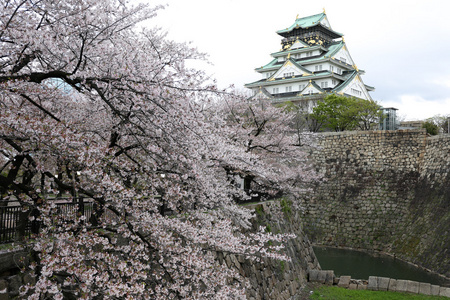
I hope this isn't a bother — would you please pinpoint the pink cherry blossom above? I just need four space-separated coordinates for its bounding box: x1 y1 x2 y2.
0 0 319 298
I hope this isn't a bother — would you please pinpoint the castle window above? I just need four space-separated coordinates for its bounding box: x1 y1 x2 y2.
321 81 328 88
273 87 279 94
285 86 292 92
351 88 362 96
340 57 346 63
283 72 294 77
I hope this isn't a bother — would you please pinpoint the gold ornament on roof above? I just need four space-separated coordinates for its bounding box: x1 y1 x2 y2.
296 14 299 19
323 8 326 14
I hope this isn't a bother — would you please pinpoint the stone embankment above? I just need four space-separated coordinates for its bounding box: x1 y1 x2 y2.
302 130 450 277
0 249 32 300
309 270 450 297
235 201 320 300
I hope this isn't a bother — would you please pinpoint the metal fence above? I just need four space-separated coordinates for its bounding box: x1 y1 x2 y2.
0 199 94 244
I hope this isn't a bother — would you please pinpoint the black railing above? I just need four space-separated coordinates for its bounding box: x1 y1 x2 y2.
0 199 94 244
0 204 31 244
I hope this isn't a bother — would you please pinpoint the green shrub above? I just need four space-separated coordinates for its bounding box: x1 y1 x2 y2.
422 121 439 135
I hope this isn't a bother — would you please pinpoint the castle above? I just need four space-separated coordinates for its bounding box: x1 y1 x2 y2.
245 11 374 110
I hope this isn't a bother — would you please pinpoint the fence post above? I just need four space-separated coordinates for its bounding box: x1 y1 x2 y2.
90 199 104 226
15 207 28 241
78 196 85 224
30 206 40 234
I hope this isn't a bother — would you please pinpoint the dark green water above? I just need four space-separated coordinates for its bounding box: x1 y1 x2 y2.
313 246 450 287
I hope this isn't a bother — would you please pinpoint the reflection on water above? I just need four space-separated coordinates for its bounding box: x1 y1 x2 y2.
313 246 450 287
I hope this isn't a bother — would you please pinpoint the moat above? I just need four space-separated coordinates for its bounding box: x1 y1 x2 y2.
314 246 450 287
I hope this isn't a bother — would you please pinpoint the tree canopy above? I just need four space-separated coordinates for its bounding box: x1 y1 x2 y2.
0 1 317 298
426 115 450 134
310 94 382 132
422 121 439 135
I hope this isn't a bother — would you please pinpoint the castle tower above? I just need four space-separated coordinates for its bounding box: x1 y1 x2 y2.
245 11 374 109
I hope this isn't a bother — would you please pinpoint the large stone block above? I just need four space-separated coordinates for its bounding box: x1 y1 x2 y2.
388 278 397 291
368 276 378 290
440 287 450 297
0 251 28 274
406 280 419 294
377 277 390 291
324 270 335 285
430 285 440 296
308 270 320 283
418 282 431 295
396 279 408 292
337 276 351 288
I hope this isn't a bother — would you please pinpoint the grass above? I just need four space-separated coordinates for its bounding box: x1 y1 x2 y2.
310 286 448 300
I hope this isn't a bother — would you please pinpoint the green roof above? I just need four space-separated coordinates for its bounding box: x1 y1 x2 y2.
270 45 325 57
276 13 343 38
244 71 333 88
258 58 278 70
325 41 344 58
332 70 358 93
289 59 315 74
277 13 326 34
257 41 345 71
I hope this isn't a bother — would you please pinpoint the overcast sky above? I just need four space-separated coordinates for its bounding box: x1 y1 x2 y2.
144 0 450 121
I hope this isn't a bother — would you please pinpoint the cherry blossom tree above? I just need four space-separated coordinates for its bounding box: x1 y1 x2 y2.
206 94 319 203
0 0 317 298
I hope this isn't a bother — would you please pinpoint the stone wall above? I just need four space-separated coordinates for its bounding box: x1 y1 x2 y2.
301 130 450 277
236 201 320 300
